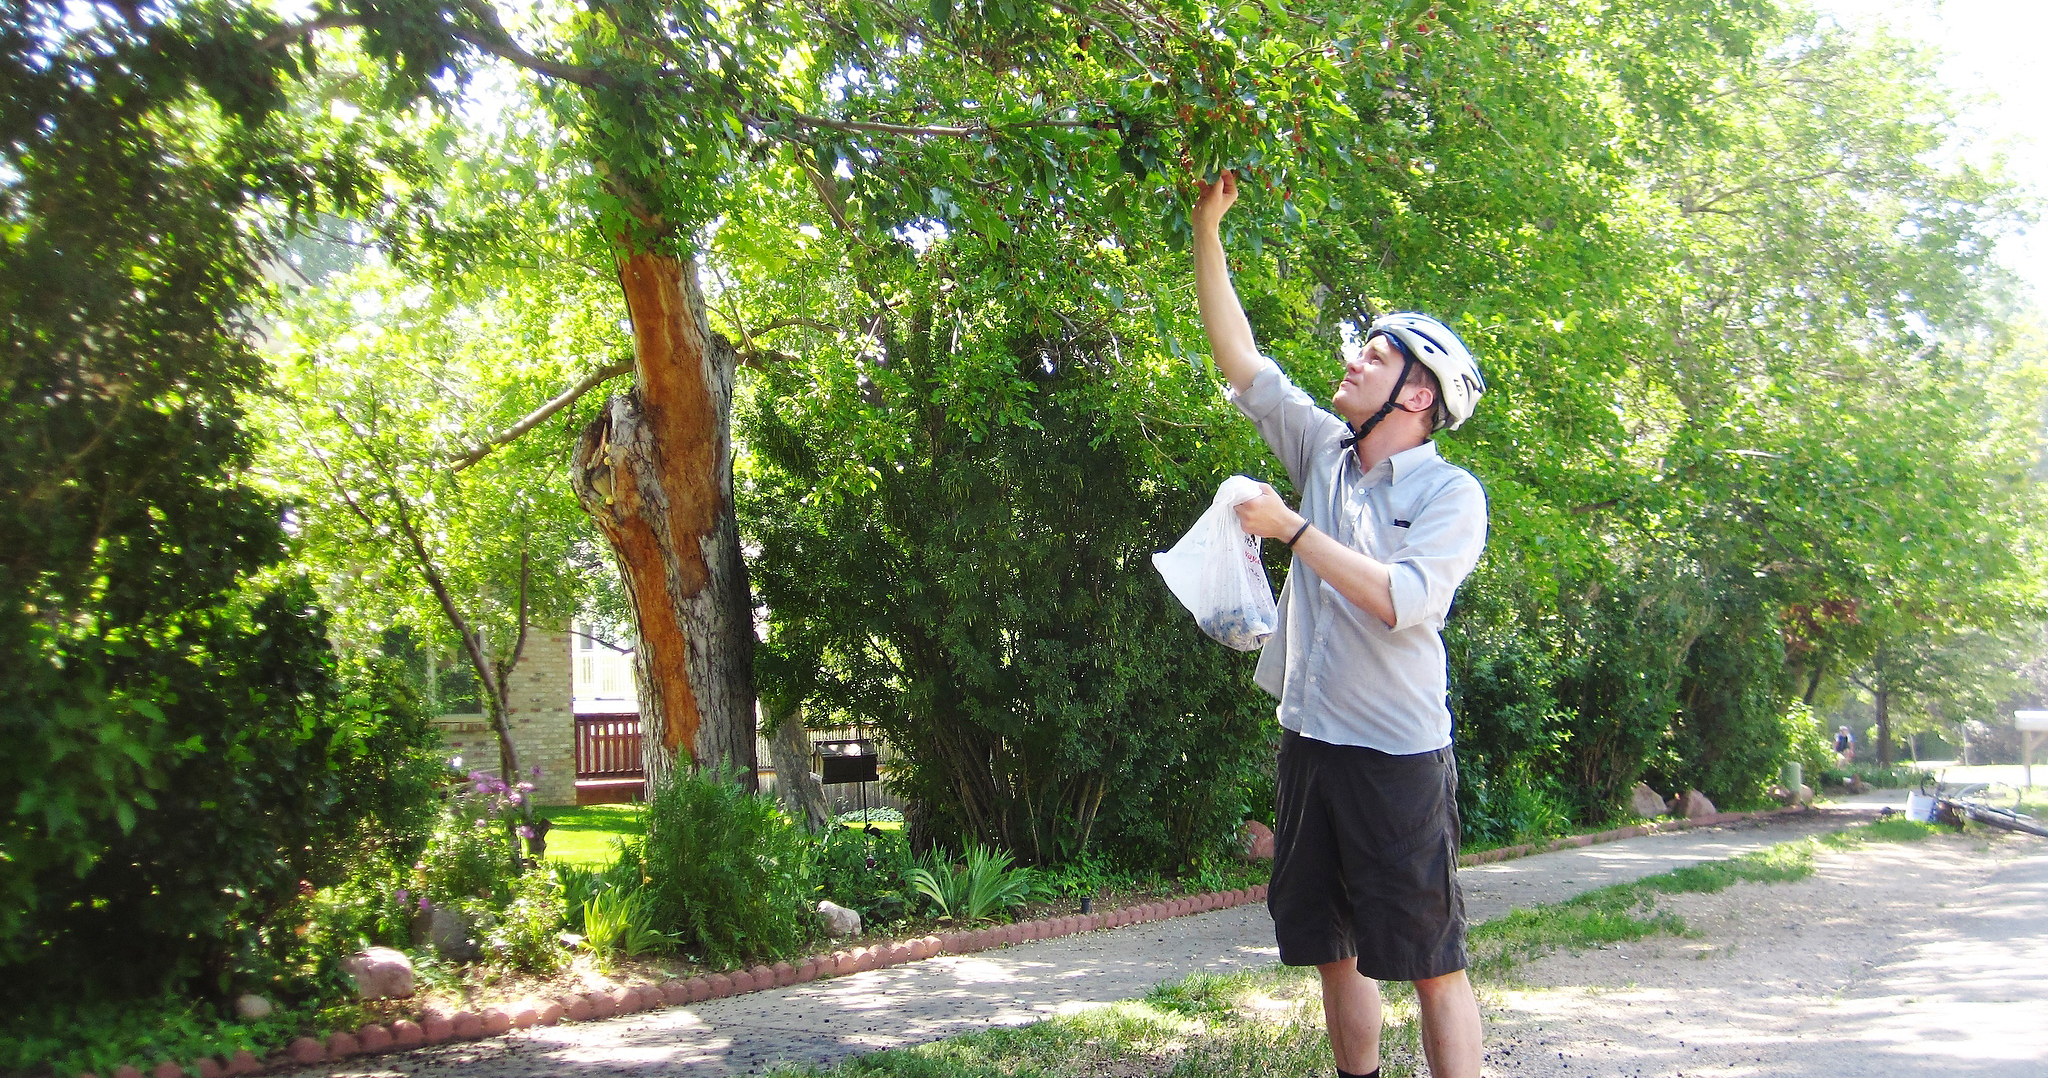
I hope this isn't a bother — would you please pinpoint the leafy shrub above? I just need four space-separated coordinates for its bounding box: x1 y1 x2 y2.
303 869 416 958
1037 851 1121 902
905 841 1043 924
1783 702 1836 790
1458 760 1571 847
1660 611 1793 808
478 869 568 973
2 600 445 1008
638 769 814 967
812 826 916 927
0 991 314 1078
417 771 530 908
743 268 1275 873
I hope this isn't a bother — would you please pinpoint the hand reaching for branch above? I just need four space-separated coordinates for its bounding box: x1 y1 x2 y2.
1193 171 1239 233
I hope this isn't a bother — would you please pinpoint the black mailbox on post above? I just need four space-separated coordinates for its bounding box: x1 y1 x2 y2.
816 739 879 785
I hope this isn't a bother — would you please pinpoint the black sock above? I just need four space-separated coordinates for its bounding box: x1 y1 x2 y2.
1336 1069 1379 1078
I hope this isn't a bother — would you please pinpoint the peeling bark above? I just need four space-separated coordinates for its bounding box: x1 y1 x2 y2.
570 249 757 788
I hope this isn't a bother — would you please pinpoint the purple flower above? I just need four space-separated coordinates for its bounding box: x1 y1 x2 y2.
530 765 543 778
516 825 535 840
418 896 431 911
396 889 409 906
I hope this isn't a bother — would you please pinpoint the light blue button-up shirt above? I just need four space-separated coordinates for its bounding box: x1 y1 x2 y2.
1231 357 1488 755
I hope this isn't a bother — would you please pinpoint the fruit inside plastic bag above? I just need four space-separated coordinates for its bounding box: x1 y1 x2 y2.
1151 475 1280 651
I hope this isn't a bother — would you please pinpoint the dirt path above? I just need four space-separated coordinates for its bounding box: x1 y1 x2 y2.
1481 830 2048 1078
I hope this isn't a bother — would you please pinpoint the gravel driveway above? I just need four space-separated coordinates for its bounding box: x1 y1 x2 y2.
1482 827 2048 1078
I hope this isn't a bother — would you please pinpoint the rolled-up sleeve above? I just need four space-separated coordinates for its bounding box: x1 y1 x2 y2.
1228 358 1347 490
1386 475 1488 632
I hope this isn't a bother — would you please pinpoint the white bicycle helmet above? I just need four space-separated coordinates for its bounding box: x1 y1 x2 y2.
1365 312 1485 431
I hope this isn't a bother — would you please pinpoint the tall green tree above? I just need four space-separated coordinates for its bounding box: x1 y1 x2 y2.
260 247 615 813
235 0 1455 791
1 0 441 997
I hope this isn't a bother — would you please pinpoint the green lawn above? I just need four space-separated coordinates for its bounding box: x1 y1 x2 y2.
538 804 646 867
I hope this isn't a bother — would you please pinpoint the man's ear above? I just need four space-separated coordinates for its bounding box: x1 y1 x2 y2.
1402 380 1437 416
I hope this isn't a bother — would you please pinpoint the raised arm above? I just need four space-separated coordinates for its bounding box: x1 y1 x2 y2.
1191 173 1265 395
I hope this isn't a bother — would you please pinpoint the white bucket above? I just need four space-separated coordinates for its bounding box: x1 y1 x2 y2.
1905 791 1937 823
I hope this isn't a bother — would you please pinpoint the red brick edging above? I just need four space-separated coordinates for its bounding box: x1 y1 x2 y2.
1456 803 1813 867
100 885 1274 1078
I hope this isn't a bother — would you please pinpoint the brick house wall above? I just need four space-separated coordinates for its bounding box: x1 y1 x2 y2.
433 628 577 807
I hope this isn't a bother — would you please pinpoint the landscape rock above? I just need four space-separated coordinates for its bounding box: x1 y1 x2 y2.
338 946 415 1000
1675 788 1718 819
1239 819 1276 859
1797 783 1814 804
1630 782 1669 819
233 994 274 1021
411 906 481 962
817 899 862 938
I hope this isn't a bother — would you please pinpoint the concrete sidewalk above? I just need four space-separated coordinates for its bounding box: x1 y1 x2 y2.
307 804 1889 1078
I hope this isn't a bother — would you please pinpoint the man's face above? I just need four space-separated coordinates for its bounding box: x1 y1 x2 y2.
1332 332 1409 426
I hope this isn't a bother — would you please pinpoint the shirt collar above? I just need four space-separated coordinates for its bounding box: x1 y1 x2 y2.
1387 440 1441 483
1355 440 1440 486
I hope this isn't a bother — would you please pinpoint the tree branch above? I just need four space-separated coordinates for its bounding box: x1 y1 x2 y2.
254 13 362 52
571 627 635 654
737 347 798 371
448 25 615 88
762 111 1112 141
449 361 632 473
755 316 840 334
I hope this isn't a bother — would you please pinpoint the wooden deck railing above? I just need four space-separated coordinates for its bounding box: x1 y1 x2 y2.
574 714 644 779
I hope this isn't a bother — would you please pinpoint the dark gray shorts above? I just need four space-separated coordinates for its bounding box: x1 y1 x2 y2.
1268 729 1467 981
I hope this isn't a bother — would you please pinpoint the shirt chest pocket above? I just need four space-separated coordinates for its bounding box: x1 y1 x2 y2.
1341 497 1413 557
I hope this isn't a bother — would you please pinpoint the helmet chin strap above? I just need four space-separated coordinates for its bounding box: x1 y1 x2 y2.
1340 346 1421 450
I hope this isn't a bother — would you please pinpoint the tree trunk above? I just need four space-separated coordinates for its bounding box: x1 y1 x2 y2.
1801 662 1824 707
767 701 830 832
570 249 757 790
1874 685 1892 770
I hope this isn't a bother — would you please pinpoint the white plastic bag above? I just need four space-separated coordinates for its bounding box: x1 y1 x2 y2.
1152 475 1280 651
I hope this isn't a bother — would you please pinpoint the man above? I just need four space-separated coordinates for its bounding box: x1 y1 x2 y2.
1189 171 1489 1078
